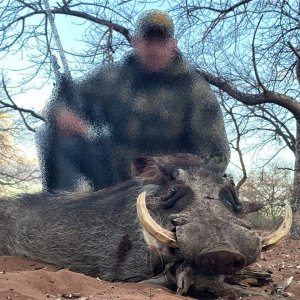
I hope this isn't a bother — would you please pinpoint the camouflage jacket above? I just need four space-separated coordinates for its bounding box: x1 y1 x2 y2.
48 52 230 180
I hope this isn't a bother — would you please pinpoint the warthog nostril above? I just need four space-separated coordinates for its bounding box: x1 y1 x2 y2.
195 246 246 275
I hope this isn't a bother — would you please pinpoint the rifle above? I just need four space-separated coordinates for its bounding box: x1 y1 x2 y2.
41 0 78 190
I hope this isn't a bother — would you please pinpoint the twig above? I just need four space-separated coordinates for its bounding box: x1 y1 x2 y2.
287 42 300 59
252 15 267 92
1 76 45 132
271 276 293 295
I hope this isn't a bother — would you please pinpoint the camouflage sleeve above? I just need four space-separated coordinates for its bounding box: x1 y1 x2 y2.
77 64 121 124
45 64 119 132
189 73 230 171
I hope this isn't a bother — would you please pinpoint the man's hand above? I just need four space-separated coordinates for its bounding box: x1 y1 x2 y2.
56 107 88 137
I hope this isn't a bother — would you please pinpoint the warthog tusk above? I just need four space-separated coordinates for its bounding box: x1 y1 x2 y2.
262 204 293 251
136 192 177 248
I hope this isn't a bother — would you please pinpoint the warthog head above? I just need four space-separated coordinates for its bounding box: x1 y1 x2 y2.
135 153 292 276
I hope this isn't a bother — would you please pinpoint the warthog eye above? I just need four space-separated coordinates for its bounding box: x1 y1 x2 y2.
160 185 191 209
170 169 180 180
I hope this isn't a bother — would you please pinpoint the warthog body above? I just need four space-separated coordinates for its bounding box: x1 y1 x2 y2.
0 154 262 286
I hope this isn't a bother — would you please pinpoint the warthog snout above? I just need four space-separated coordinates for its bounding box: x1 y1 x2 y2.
195 246 246 275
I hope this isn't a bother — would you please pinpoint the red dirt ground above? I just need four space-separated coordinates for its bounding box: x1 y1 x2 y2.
0 238 299 300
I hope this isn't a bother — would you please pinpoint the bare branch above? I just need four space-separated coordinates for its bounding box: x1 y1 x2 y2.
287 42 300 60
251 15 267 92
196 69 300 119
187 0 252 14
1 76 45 127
52 8 132 43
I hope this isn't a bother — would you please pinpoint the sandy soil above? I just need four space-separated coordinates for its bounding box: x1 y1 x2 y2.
0 239 299 300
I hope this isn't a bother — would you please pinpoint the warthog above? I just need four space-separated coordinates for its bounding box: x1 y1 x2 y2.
0 153 291 296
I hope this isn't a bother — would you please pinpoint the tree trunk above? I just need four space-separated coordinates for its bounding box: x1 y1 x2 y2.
291 120 300 239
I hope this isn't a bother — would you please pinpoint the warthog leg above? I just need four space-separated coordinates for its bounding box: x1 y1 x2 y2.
164 261 194 295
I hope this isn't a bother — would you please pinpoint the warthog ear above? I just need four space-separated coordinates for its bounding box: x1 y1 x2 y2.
133 156 153 175
133 156 170 184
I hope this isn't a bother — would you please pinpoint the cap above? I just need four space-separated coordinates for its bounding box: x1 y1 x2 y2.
134 10 175 40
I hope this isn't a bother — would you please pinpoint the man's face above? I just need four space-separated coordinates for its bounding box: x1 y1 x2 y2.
133 36 177 73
